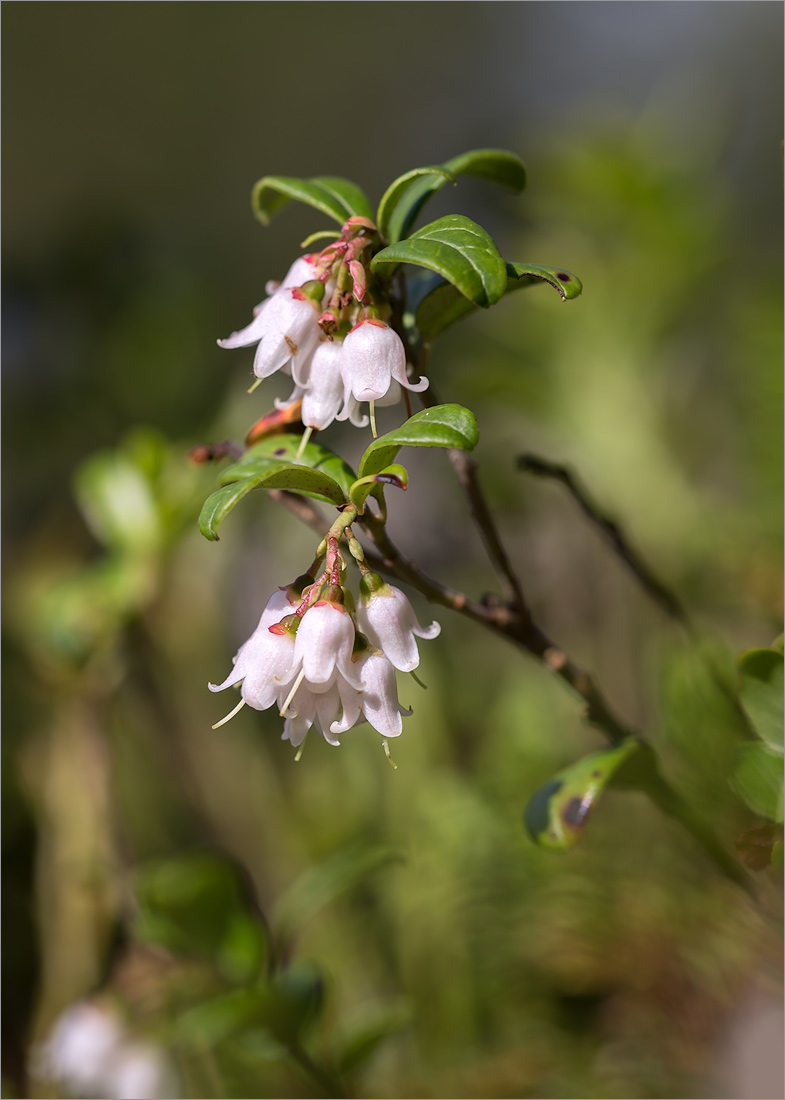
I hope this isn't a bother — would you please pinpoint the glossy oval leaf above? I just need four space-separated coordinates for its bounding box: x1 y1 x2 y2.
200 464 346 540
387 148 526 243
524 739 640 851
230 434 358 500
348 463 408 512
413 261 583 343
252 174 373 228
372 215 507 307
738 646 784 750
358 405 479 479
376 166 455 243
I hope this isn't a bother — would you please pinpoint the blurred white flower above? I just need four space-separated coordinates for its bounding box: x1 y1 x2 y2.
37 1002 177 1100
40 1002 124 1097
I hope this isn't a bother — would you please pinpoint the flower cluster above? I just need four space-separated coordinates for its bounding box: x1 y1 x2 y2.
36 1002 177 1100
218 219 428 432
209 538 439 757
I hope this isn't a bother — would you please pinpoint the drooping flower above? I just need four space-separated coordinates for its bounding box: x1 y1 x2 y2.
281 674 363 748
208 589 296 711
209 579 424 754
356 651 411 737
288 599 364 691
339 319 428 408
299 339 345 430
357 575 441 672
218 287 322 380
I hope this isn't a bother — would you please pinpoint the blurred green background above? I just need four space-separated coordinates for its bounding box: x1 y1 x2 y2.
3 4 783 1098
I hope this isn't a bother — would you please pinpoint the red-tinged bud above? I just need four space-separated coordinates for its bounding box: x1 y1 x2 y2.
245 401 303 445
342 216 376 234
349 260 367 303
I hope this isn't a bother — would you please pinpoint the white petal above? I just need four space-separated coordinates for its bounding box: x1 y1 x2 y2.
282 712 312 747
252 292 320 379
313 686 343 745
329 675 363 735
357 587 440 673
209 590 297 708
280 255 318 289
335 391 369 428
301 341 344 429
217 308 269 350
359 653 405 737
294 603 359 686
374 378 402 408
340 320 404 403
391 358 429 393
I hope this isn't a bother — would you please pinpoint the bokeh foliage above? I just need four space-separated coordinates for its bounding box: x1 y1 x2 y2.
3 47 783 1100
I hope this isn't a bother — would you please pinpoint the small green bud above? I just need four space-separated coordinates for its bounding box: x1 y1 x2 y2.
299 280 325 305
359 571 392 605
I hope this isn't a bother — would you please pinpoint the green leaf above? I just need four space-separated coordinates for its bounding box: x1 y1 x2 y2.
376 166 455 243
386 148 526 243
371 215 507 307
443 148 527 192
505 261 583 299
200 463 346 541
252 175 372 228
413 261 583 343
348 464 408 512
172 966 324 1049
730 743 784 822
74 451 161 554
225 435 358 501
524 740 640 850
133 855 266 979
274 843 402 943
738 647 784 750
358 405 479 479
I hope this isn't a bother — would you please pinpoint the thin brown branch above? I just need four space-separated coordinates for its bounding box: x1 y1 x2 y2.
419 375 530 614
517 453 688 625
359 511 633 744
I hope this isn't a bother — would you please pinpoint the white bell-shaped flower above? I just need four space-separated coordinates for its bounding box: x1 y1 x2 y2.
289 600 364 690
270 254 320 295
281 673 363 747
208 590 296 710
300 340 345 430
357 579 441 672
340 319 428 404
357 652 411 737
218 288 321 380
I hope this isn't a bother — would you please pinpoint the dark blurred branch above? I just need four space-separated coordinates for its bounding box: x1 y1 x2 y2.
517 452 688 625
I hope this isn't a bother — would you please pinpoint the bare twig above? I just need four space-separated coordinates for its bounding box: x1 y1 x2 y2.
420 373 529 614
517 453 688 625
359 510 633 743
